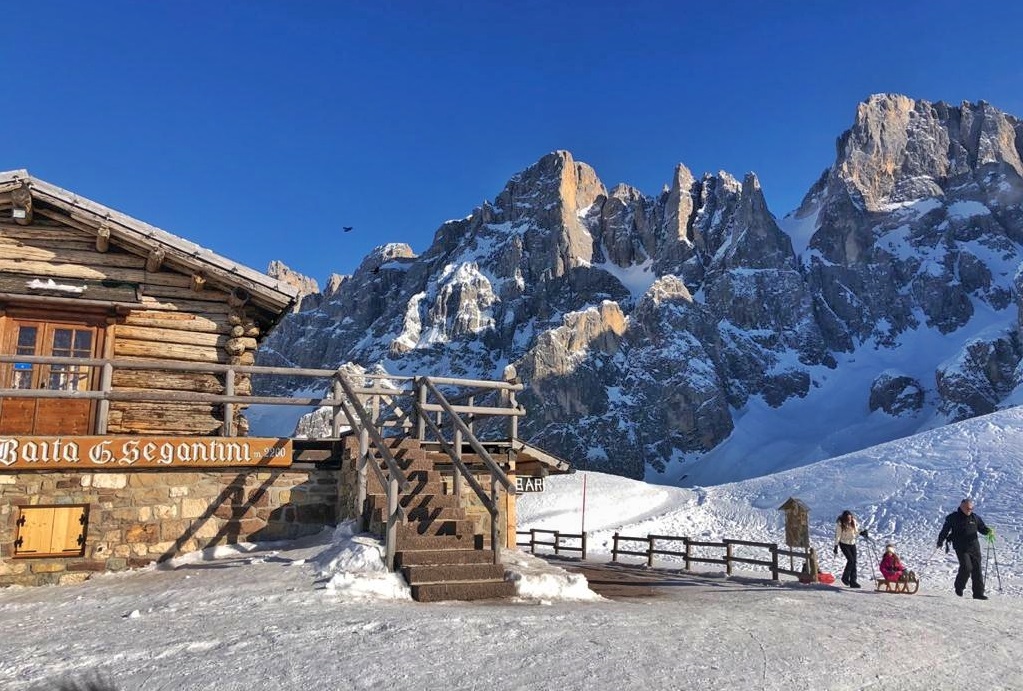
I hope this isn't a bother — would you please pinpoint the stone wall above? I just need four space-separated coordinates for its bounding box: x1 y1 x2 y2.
0 465 341 587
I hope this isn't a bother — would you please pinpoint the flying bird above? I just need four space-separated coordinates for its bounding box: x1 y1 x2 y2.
342 226 353 233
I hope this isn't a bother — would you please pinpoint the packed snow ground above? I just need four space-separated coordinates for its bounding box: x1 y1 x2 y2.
3 408 1023 690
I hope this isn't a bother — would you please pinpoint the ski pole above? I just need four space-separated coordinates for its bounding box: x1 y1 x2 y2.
984 541 990 582
991 541 1003 592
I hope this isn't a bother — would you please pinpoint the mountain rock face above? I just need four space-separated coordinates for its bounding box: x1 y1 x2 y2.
259 96 1023 484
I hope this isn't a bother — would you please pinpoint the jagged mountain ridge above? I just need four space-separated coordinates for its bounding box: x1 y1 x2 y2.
259 94 1023 485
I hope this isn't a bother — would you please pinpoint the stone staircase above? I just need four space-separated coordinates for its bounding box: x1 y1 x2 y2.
364 438 515 602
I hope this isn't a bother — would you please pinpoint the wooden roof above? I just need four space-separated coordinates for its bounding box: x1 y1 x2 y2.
0 169 299 317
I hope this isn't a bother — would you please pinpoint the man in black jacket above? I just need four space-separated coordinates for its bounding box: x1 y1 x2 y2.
937 498 993 600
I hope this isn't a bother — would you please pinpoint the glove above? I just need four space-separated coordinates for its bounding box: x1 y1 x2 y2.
985 529 996 544
859 529 869 538
936 541 943 549
833 544 839 556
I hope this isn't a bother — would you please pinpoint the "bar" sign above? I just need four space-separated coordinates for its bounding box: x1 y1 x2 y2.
515 476 545 492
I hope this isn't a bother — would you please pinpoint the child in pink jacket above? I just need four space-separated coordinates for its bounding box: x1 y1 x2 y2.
879 543 905 581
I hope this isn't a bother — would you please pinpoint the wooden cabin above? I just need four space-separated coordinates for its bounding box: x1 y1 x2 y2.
0 170 326 586
0 170 568 597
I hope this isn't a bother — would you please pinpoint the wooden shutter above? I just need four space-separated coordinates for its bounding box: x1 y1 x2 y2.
13 505 88 557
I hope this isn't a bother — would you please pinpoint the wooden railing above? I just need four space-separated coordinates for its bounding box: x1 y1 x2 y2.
611 532 817 581
0 354 526 571
516 528 587 559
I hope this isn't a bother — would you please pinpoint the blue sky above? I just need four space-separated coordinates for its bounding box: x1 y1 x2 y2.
6 2 1023 284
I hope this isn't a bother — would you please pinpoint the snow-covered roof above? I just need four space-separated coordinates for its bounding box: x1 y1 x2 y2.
0 169 299 315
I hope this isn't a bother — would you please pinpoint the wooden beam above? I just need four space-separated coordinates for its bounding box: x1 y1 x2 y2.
227 287 250 307
10 184 32 226
146 247 165 272
96 221 111 253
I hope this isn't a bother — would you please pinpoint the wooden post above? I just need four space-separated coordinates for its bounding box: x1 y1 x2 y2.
331 377 344 438
508 389 518 439
725 540 734 576
491 474 500 565
386 476 399 571
357 427 369 530
95 362 113 434
453 427 463 501
416 378 427 442
530 528 537 555
684 537 692 571
222 368 235 436
467 394 475 436
581 532 587 560
771 544 779 581
612 532 620 563
371 382 380 429
647 535 655 567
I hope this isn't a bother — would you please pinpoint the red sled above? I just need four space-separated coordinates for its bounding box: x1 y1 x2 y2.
817 572 836 585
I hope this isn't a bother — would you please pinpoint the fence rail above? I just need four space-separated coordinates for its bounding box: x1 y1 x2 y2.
611 532 817 581
516 528 587 560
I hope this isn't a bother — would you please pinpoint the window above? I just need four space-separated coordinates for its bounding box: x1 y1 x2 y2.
5 322 96 391
14 505 89 558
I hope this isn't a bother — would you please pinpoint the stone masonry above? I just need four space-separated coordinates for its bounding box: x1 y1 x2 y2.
0 466 340 587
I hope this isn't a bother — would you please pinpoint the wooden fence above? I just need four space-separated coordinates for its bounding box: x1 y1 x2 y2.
611 532 817 581
516 528 587 560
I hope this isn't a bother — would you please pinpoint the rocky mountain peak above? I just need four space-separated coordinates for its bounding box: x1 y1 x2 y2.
260 98 1023 484
834 94 1023 210
266 260 319 311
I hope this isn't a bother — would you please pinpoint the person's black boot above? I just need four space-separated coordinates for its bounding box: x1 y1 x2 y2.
850 582 862 588
974 594 988 600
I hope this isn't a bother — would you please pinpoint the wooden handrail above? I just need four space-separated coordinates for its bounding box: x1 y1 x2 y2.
418 377 516 493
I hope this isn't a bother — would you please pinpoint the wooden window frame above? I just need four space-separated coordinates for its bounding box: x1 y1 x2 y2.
13 504 90 559
0 306 108 435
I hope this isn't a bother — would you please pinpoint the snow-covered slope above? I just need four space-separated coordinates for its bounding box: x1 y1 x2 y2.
520 405 1023 596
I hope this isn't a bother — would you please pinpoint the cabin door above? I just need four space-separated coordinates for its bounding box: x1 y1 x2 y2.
0 317 101 435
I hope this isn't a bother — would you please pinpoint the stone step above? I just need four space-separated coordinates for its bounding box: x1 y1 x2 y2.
395 532 481 551
411 579 517 603
401 562 505 585
396 520 476 538
367 493 461 511
394 548 496 568
367 471 443 492
367 505 467 524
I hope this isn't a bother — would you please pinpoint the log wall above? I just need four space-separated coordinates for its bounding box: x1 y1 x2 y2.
0 219 267 435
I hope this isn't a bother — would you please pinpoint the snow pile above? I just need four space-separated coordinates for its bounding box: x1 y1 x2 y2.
503 549 602 602
312 522 412 600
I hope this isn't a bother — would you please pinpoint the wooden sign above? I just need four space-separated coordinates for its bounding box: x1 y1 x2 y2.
0 436 292 470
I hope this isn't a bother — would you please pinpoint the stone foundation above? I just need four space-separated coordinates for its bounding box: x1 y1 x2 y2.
0 465 342 587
